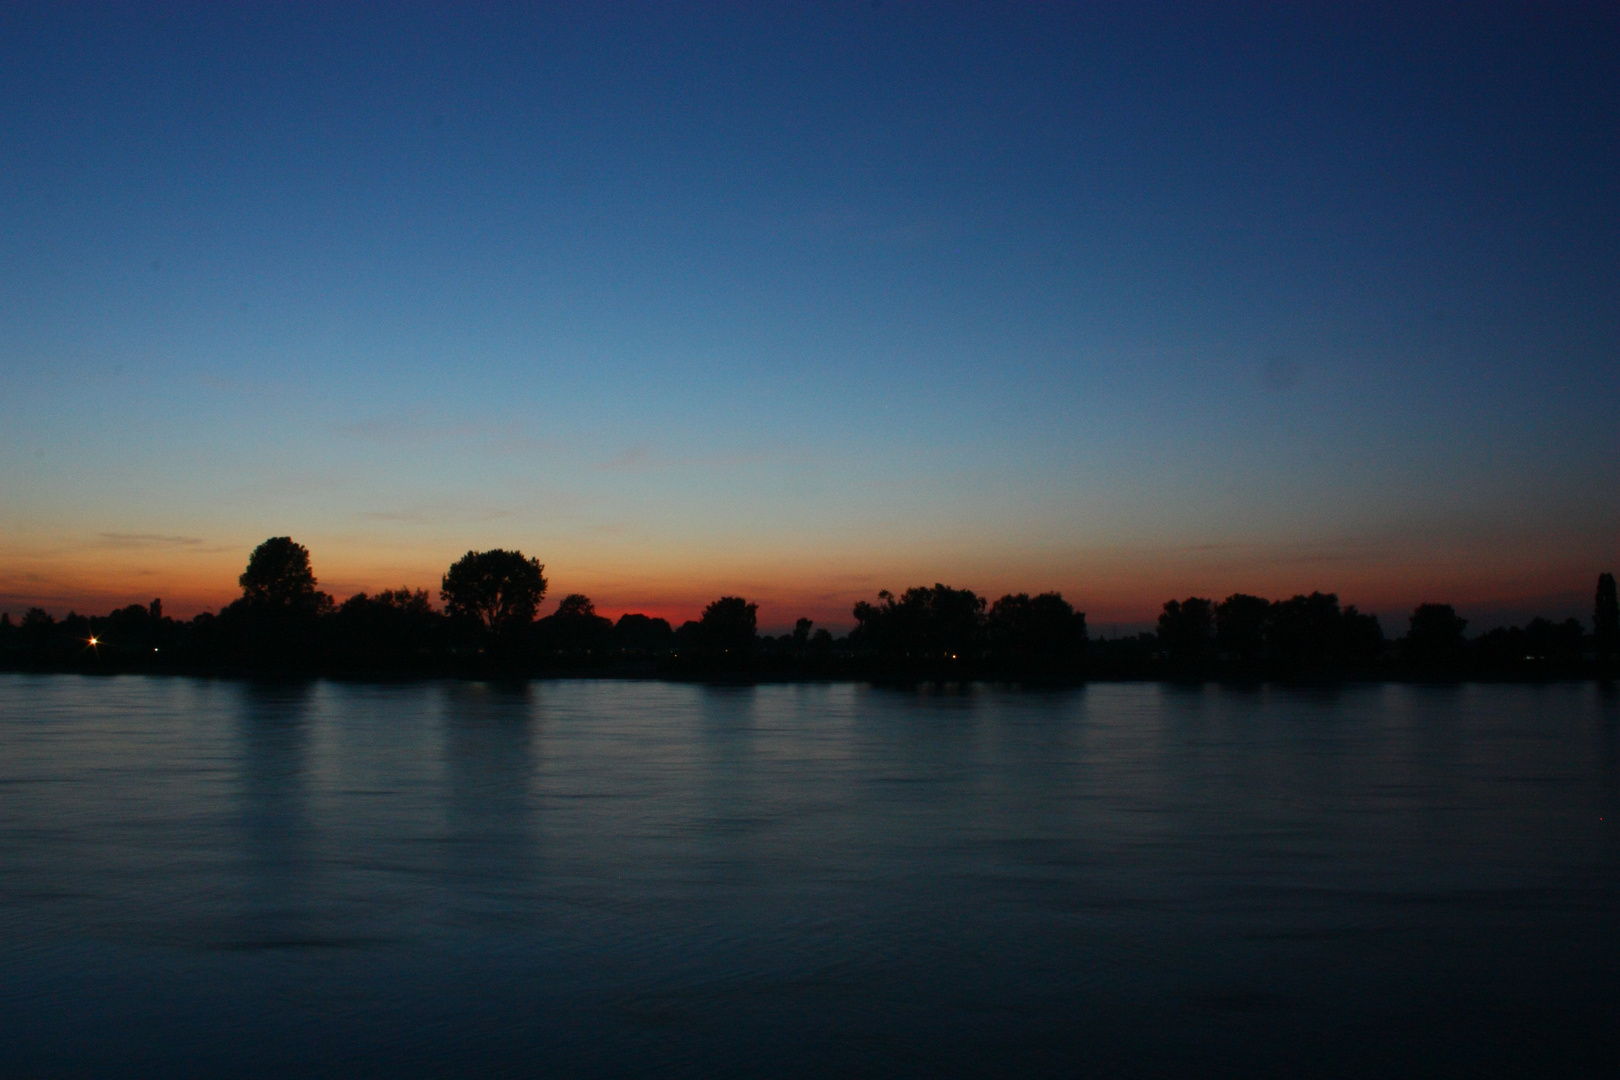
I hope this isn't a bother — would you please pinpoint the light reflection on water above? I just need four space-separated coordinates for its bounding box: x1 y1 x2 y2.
0 676 1615 1077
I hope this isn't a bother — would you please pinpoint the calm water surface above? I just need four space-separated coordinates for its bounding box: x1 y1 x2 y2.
1 676 1615 1078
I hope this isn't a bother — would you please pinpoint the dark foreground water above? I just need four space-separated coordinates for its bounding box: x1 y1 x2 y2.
0 677 1615 1078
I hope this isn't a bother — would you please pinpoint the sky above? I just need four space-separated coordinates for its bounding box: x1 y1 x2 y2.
1 2 1616 633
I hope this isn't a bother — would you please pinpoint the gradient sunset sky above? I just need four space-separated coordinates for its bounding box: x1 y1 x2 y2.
2 2 1615 632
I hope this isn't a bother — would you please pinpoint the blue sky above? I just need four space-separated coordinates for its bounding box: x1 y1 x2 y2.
1 2 1615 630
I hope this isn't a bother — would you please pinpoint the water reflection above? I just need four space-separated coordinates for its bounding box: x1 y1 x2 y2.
0 677 1613 1078
692 685 763 847
438 682 541 923
232 680 317 947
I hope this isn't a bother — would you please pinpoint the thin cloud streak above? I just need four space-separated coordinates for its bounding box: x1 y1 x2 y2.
336 414 564 458
359 506 516 524
593 446 769 473
335 414 481 446
96 533 205 548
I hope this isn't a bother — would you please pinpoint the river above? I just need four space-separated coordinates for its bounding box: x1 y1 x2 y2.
1 676 1615 1077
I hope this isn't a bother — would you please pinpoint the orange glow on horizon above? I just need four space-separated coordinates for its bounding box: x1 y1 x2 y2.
2 533 1607 636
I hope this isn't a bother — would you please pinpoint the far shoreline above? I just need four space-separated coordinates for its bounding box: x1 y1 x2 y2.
6 539 1615 684
2 663 1612 689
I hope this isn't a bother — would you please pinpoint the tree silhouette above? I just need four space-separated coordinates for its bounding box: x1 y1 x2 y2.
1215 593 1270 669
986 592 1086 668
1472 616 1586 676
1339 604 1385 667
101 600 171 657
1267 592 1382 675
20 608 57 661
554 593 595 620
217 538 333 667
239 537 330 611
698 596 758 652
440 550 547 635
1403 603 1467 673
538 593 613 655
1595 573 1618 673
1157 597 1214 672
328 588 441 668
852 584 985 661
612 613 674 654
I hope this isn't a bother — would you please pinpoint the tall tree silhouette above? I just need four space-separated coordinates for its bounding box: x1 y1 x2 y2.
1595 573 1619 673
441 550 547 636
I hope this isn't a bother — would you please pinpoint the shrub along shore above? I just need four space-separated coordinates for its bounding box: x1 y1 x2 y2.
3 539 1617 682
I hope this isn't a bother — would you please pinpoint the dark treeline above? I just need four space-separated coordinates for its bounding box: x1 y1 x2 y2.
2 539 1617 683
1097 591 1601 681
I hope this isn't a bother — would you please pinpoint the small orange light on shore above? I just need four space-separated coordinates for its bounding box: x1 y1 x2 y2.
88 636 99 646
